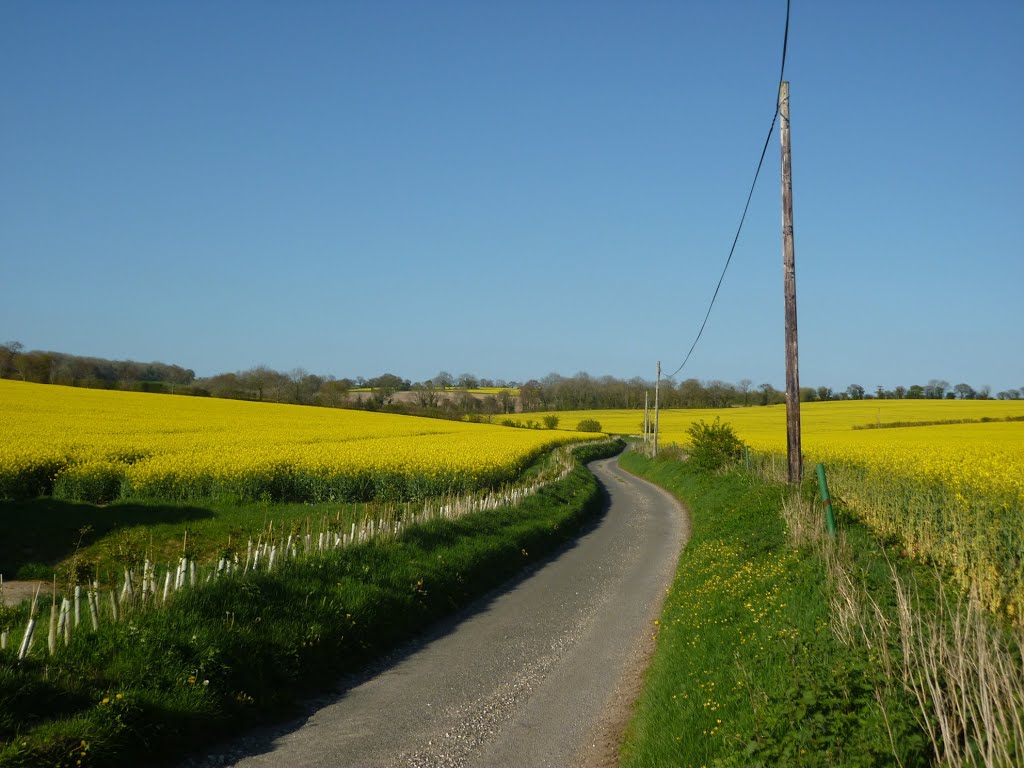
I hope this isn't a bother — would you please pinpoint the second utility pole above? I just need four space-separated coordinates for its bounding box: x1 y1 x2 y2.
780 80 802 484
644 390 649 448
654 361 661 457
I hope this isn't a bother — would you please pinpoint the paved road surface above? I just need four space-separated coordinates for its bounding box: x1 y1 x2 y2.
190 456 688 768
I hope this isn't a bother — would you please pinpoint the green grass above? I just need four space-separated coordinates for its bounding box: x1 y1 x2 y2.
0 441 622 767
0 495 387 584
617 450 930 768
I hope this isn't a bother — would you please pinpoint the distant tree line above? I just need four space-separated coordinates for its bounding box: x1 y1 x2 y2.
825 380 1020 401
0 342 195 393
516 374 782 411
0 345 523 422
3 343 1019 419
199 368 525 414
500 374 1019 410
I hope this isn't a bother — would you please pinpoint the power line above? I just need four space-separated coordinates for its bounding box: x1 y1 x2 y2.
667 0 791 380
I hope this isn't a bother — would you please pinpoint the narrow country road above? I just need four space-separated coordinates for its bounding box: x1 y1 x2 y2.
188 455 688 768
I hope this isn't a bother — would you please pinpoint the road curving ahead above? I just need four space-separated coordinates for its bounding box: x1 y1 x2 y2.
191 455 689 768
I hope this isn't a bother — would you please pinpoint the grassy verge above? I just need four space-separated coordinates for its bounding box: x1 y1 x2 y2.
617 450 931 768
0 441 622 768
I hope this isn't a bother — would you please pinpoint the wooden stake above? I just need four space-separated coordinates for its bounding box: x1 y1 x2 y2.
780 80 802 484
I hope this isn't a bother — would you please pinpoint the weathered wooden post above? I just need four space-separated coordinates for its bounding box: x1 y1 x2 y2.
780 80 802 484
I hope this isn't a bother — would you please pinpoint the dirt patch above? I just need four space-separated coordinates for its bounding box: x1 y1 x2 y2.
1 579 53 607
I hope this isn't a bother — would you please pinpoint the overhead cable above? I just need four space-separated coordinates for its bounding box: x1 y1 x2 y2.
667 0 791 379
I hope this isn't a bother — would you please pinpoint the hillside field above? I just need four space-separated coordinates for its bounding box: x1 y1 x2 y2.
0 380 597 505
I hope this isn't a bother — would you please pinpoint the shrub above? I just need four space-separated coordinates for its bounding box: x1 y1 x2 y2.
576 419 602 433
685 418 742 472
542 415 560 430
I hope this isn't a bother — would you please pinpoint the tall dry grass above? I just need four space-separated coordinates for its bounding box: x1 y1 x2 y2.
780 493 1024 767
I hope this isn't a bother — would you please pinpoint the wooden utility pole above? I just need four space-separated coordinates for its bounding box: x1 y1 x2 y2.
780 80 802 484
654 361 661 457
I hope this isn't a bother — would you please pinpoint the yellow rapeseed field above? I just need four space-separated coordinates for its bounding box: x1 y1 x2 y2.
0 380 598 503
549 401 1024 500
539 399 1024 446
542 400 1024 623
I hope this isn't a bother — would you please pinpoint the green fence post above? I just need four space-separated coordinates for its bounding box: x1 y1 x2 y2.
816 463 837 537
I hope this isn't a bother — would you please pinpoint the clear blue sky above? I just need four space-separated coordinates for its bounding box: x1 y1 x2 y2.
2 1 1022 393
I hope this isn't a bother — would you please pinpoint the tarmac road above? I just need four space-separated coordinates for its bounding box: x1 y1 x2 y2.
190 455 688 768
